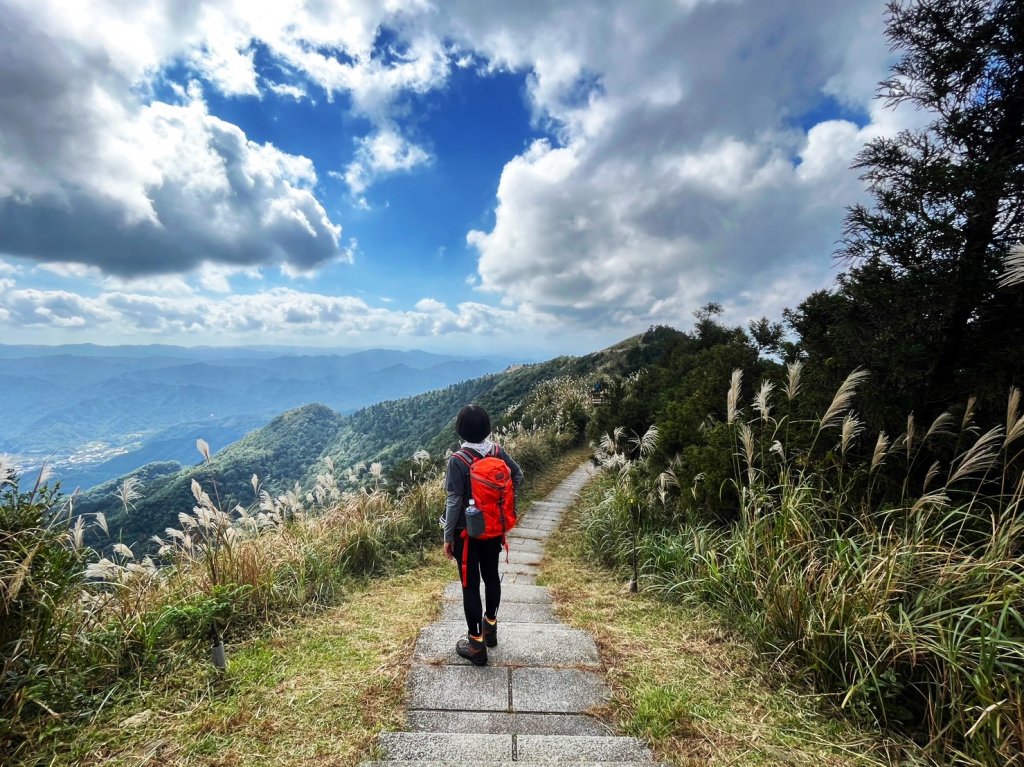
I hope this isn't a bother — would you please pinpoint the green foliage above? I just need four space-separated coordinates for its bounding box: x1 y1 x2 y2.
0 469 89 737
583 367 1024 766
793 0 1024 429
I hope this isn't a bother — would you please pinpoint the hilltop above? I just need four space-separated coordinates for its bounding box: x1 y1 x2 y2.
71 331 667 549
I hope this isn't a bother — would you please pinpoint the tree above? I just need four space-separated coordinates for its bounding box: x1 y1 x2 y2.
795 0 1024 421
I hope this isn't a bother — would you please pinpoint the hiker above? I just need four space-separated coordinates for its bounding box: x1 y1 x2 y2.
442 404 523 666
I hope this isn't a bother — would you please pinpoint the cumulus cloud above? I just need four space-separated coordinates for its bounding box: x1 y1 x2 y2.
0 286 525 340
3 0 918 341
446 0 911 330
343 128 431 200
0 0 453 276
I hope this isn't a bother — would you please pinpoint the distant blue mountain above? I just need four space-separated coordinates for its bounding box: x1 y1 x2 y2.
0 345 517 490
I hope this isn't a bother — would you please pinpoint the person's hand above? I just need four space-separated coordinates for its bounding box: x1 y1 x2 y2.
443 541 454 560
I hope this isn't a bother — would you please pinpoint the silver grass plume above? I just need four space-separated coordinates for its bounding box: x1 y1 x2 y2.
962 396 977 432
784 361 803 401
871 432 890 473
818 369 869 433
923 460 942 492
727 369 743 425
997 242 1024 288
840 413 862 457
911 491 950 516
948 425 1004 485
112 542 135 560
753 380 774 423
115 476 142 513
68 515 86 551
905 414 915 460
738 423 756 485
925 411 954 443
630 425 659 459
1005 387 1024 449
196 438 211 463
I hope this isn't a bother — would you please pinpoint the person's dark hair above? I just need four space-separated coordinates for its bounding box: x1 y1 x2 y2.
456 404 491 443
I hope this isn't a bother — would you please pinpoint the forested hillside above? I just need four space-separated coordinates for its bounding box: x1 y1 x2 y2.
72 335 646 549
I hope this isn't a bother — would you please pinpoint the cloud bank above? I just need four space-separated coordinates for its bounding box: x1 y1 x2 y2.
0 0 913 347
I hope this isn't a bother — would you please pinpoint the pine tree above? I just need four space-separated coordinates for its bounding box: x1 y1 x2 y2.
792 0 1024 423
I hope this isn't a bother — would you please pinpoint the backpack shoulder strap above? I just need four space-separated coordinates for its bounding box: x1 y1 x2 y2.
452 449 478 469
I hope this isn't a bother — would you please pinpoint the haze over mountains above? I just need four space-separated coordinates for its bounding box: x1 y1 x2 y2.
0 344 514 491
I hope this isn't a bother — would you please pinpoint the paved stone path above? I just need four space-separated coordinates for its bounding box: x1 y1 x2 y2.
361 462 666 766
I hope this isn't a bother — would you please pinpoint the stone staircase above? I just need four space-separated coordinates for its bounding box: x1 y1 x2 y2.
361 462 667 766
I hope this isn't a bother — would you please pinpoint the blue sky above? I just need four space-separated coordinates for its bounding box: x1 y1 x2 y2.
0 1 916 358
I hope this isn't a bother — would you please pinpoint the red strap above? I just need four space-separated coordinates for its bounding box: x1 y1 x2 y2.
459 529 469 588
452 449 476 469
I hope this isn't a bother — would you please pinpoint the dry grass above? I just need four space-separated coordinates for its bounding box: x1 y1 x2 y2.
541 489 899 767
12 445 593 767
28 551 453 767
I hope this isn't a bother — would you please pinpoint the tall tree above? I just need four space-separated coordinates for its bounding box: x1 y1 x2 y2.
792 0 1024 422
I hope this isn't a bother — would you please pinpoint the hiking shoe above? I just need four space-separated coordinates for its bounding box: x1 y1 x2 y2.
455 635 488 666
482 616 498 648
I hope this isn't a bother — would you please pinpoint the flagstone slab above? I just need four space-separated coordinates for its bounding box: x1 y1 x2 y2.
508 527 551 541
377 732 511 761
506 537 544 555
516 519 560 531
506 549 542 565
504 572 536 585
443 582 552 604
407 665 509 711
361 762 663 767
499 561 539 576
439 600 556 624
414 624 600 668
511 667 611 713
404 711 611 736
516 735 651 762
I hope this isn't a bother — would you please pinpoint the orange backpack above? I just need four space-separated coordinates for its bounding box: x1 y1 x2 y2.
453 445 517 540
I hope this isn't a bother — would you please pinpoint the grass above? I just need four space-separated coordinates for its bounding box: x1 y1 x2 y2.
17 551 453 767
540 482 909 767
11 443 593 767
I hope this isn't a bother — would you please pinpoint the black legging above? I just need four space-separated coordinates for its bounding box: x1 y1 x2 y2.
452 533 502 636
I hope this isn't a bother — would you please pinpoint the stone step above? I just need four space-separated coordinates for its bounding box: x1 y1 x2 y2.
439 600 556 624
512 667 611 713
443 582 552 604
506 537 544 555
499 560 539 576
502 572 537 585
376 732 652 763
414 623 599 668
405 711 611 736
517 519 561 530
508 527 551 541
362 762 665 767
505 549 543 565
407 665 509 712
406 666 610 714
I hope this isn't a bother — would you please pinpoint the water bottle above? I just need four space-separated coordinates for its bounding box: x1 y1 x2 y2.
466 498 485 538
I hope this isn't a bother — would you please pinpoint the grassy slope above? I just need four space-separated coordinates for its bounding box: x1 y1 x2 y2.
16 447 593 767
540 481 910 767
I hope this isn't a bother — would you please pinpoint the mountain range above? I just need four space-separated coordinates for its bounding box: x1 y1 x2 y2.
0 344 515 491
68 333 650 550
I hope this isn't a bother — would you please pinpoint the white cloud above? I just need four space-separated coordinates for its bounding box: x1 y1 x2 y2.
343 128 431 198
447 0 917 331
2 0 924 342
0 260 23 277
0 286 529 341
266 81 307 100
0 0 455 276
